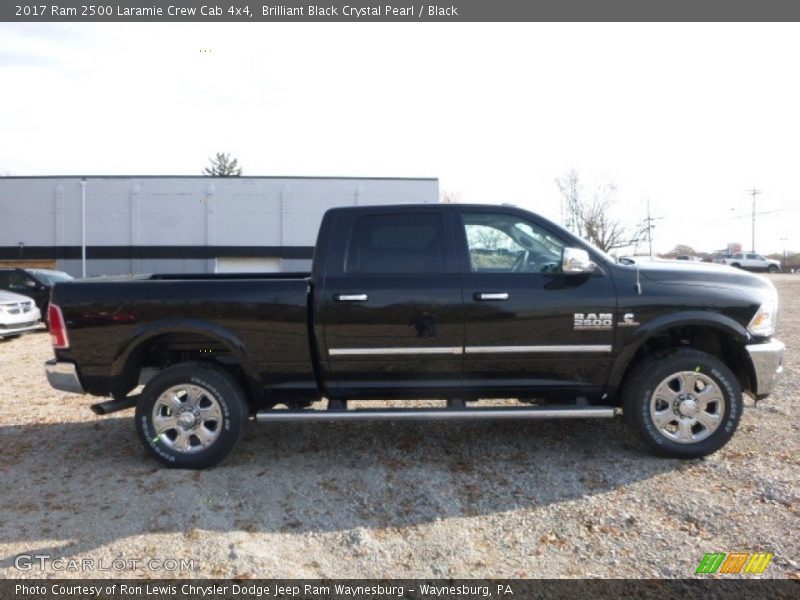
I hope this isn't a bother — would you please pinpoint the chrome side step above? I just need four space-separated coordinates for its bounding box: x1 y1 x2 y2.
90 394 140 416
255 406 618 423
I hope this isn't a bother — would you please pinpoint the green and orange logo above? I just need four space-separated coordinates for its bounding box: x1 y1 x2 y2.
696 552 773 574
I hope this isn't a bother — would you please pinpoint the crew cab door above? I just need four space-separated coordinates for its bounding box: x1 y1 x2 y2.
316 207 464 398
456 208 616 399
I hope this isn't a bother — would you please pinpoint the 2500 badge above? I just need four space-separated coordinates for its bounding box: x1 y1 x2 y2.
574 312 613 330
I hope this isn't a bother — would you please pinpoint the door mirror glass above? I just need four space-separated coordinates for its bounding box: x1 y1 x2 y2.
562 247 596 274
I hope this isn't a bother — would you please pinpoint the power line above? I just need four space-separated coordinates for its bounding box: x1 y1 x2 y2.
705 205 799 224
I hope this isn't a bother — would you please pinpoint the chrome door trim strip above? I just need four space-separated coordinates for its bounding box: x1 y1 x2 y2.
465 345 613 354
329 347 464 356
328 345 613 356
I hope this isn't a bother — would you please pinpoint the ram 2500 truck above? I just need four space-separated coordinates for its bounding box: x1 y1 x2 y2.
45 204 785 469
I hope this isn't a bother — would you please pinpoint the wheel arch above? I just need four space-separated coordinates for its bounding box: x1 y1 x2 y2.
109 319 260 400
608 311 755 402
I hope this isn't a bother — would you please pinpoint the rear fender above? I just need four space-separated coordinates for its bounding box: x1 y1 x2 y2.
110 319 259 393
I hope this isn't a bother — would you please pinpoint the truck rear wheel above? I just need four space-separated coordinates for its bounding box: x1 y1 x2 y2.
135 362 248 469
623 349 742 459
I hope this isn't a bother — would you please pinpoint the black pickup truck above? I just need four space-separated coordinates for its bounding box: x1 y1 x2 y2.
45 204 785 468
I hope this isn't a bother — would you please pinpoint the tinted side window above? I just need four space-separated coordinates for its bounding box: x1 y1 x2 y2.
0 271 9 287
346 213 445 274
8 272 31 290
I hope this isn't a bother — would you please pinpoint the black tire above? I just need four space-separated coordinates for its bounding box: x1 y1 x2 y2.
623 349 742 459
768 264 779 273
730 263 741 269
135 362 248 469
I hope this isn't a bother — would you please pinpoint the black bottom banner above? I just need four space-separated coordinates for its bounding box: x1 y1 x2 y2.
3 579 799 600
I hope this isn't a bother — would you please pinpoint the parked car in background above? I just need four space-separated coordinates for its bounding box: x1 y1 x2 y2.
715 253 780 273
0 290 41 339
0 268 73 325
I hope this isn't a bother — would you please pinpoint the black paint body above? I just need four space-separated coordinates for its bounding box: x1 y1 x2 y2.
50 204 774 409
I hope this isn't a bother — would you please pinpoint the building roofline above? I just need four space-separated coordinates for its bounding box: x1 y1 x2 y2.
0 175 439 182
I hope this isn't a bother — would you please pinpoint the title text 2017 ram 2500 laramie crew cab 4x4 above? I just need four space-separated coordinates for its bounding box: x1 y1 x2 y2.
44 204 785 469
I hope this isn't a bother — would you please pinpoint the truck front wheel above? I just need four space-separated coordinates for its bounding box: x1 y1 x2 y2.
135 362 248 469
623 349 742 459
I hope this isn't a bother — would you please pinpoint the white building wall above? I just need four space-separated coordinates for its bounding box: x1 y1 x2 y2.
0 176 438 276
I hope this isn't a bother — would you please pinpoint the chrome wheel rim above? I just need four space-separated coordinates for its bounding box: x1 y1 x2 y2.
650 371 725 444
152 384 223 453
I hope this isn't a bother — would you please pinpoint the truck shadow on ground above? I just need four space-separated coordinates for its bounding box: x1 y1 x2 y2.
0 415 683 567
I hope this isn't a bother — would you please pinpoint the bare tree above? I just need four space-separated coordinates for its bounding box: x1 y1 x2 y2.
203 152 242 177
440 190 460 204
470 226 506 250
555 169 582 233
663 244 697 258
555 170 630 253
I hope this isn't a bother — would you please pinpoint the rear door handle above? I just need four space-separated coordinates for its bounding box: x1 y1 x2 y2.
335 294 368 302
475 292 509 301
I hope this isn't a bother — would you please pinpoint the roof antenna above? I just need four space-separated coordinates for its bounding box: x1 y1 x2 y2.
635 265 642 295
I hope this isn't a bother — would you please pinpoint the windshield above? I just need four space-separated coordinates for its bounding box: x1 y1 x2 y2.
29 270 73 285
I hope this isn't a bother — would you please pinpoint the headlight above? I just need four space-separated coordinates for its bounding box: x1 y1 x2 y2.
747 298 778 337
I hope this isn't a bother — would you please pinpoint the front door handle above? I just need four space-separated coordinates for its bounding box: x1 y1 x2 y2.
475 292 509 301
335 293 368 302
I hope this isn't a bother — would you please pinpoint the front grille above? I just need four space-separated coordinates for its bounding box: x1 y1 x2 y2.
0 320 36 330
0 302 33 315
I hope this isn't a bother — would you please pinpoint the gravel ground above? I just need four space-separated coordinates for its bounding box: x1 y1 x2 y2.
0 276 797 580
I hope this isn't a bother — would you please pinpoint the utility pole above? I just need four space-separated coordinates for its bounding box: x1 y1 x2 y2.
781 237 788 271
80 178 87 278
748 187 761 252
642 197 661 257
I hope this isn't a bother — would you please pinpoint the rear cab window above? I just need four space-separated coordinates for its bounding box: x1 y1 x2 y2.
345 213 446 274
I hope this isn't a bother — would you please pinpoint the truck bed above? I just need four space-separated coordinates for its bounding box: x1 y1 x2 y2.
51 275 318 404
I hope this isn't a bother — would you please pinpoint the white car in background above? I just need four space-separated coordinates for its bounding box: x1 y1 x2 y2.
715 253 781 273
0 290 42 339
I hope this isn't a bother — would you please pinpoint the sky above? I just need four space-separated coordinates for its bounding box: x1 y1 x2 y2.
1 22 799 255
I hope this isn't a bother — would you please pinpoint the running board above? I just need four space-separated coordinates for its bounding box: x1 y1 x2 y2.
255 406 619 423
90 394 140 416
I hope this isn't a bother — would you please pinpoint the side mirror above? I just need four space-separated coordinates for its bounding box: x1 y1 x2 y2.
562 247 596 274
